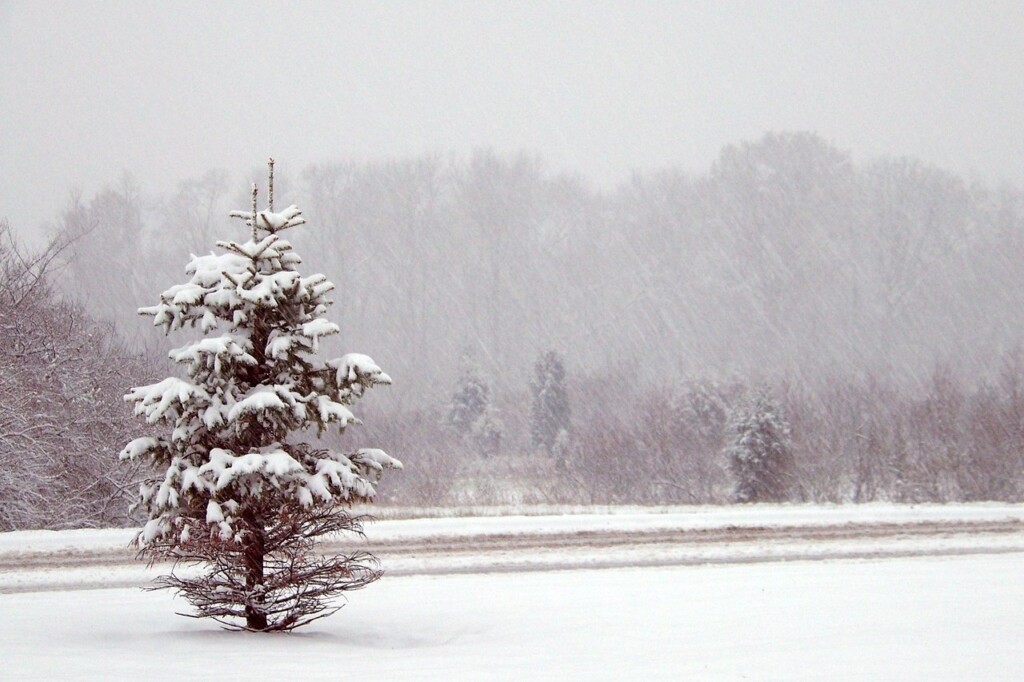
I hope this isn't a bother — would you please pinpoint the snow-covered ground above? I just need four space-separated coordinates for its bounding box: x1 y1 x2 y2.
2 505 1022 680
2 555 1021 680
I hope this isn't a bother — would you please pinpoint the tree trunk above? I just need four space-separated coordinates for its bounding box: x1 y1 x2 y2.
243 510 267 631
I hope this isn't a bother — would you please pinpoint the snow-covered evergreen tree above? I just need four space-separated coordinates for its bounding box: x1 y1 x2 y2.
446 350 503 456
120 160 401 631
724 387 793 503
530 350 571 464
446 358 489 435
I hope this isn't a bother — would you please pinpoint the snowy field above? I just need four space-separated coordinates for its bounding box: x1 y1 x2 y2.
2 505 1023 680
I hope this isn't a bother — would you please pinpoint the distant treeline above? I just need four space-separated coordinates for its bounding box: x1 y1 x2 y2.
54 132 1024 400
361 353 1024 506
2 131 1022 529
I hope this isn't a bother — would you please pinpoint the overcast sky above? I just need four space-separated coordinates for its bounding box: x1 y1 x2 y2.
2 1 1023 241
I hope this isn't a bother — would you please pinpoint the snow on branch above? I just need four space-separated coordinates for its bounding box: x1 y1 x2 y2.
229 205 306 234
125 377 210 425
332 353 393 392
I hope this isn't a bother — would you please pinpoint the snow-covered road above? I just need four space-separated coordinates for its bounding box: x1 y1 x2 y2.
2 504 1022 593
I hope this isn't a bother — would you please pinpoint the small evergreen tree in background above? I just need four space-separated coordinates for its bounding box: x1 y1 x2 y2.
530 350 571 466
446 350 503 456
725 387 793 503
446 350 490 435
121 160 401 631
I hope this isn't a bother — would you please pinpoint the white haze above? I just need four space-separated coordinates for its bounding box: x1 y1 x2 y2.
2 0 1024 241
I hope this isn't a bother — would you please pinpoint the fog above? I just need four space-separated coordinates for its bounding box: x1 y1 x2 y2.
5 2 1024 516
3 1 1024 240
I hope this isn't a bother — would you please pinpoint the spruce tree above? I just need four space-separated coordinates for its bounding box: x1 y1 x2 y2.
120 160 401 631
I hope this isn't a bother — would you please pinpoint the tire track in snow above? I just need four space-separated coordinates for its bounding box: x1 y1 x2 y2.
384 544 1024 577
345 518 1024 557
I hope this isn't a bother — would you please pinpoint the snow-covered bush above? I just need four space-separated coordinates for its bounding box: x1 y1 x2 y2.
121 161 401 631
663 380 732 500
0 221 141 531
725 387 794 503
